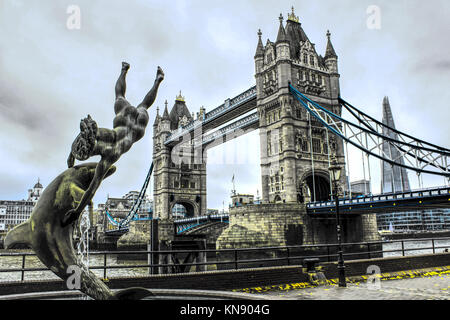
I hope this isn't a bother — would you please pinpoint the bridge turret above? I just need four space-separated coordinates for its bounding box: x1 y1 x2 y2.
324 30 340 98
275 13 291 89
256 7 346 204
254 29 265 100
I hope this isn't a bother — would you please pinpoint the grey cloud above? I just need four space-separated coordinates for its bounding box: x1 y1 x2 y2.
0 0 448 211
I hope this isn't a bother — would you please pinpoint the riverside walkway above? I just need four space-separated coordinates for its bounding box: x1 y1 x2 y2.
235 266 450 300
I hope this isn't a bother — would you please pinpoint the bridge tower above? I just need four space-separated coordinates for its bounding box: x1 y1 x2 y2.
255 9 347 204
152 94 207 221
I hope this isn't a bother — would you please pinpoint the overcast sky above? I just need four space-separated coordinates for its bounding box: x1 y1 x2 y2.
0 0 449 211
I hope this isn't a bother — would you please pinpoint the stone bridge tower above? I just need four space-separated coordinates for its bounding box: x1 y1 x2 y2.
152 94 207 221
255 9 347 204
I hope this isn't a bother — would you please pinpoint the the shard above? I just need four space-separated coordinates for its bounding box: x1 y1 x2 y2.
381 97 411 193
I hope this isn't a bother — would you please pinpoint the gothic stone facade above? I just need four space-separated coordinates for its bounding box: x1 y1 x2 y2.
255 11 346 204
217 10 382 253
152 95 207 223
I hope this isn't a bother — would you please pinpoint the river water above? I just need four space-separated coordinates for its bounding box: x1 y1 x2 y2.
0 239 449 283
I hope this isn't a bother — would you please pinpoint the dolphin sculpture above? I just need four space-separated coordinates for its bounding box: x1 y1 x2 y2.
5 163 153 300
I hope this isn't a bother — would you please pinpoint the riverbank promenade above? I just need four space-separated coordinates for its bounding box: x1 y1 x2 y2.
236 265 450 300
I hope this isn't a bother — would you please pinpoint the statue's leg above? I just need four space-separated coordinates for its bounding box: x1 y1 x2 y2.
115 62 130 100
137 66 164 110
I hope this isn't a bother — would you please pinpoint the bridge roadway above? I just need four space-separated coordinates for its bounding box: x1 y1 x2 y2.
307 186 450 215
175 214 229 234
105 187 450 236
164 86 257 147
172 186 450 234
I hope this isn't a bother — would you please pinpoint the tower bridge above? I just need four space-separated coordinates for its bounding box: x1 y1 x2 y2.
105 8 449 256
152 8 347 224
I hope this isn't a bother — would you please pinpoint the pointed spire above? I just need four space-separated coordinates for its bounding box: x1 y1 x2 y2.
276 13 287 43
255 29 264 58
382 96 394 128
153 105 161 125
162 99 170 120
325 30 338 58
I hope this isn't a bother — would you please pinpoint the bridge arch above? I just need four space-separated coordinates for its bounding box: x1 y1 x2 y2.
300 169 332 202
274 195 282 203
170 199 199 218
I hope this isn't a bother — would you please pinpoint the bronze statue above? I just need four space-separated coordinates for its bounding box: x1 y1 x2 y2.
5 163 154 300
64 62 164 226
5 62 164 300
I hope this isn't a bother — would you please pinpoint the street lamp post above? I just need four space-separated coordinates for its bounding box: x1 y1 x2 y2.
329 158 346 287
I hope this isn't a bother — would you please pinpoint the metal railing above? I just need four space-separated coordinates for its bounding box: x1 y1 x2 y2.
307 186 450 209
0 237 449 283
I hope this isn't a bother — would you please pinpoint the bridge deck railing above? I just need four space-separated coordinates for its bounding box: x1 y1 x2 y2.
307 186 450 209
1 237 449 283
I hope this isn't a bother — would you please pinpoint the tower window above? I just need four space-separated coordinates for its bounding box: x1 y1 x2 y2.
312 138 322 154
303 53 308 64
310 55 315 66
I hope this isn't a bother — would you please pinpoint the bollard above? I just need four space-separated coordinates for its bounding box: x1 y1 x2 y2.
302 258 326 286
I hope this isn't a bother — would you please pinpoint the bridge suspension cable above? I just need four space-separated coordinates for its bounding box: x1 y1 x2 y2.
289 84 450 179
104 162 154 231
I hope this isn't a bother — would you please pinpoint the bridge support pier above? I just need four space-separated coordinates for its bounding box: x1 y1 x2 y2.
216 203 380 269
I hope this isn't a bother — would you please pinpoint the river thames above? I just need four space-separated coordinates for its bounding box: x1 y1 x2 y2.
0 239 449 283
